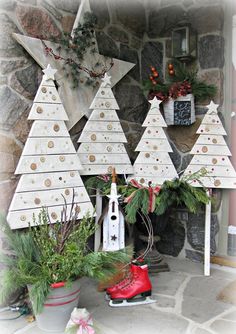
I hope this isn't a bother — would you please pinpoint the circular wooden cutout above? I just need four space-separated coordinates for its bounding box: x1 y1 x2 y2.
140 178 145 184
36 106 43 114
44 179 51 187
91 134 97 141
48 141 54 148
53 124 60 132
105 102 111 108
212 158 218 164
107 124 113 130
30 163 37 170
51 212 58 220
40 156 45 163
41 87 47 93
145 153 150 158
65 189 70 196
89 155 96 162
100 112 105 118
214 179 221 187
59 156 65 162
20 215 26 221
202 146 208 153
34 198 41 205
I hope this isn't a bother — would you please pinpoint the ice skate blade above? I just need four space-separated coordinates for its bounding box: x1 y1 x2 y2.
109 296 156 307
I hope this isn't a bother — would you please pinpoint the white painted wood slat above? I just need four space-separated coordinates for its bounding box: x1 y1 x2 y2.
83 121 123 132
79 164 134 175
191 144 231 156
7 202 94 229
90 98 119 110
189 155 233 166
143 114 167 127
194 135 227 146
9 186 91 211
34 85 62 104
135 152 176 164
78 131 127 143
187 177 236 189
185 164 236 178
78 153 131 165
16 171 83 192
197 125 227 135
93 87 116 99
15 154 82 174
77 143 127 154
28 103 69 121
136 139 173 152
28 120 69 137
201 114 222 125
128 175 172 187
22 137 76 155
142 127 167 139
133 164 178 177
89 109 120 121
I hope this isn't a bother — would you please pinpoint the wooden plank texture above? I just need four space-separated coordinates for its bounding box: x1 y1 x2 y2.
191 144 231 156
78 131 127 143
9 186 91 211
184 164 236 177
28 103 69 121
88 109 120 122
79 164 134 175
28 120 69 137
136 139 173 152
83 121 123 132
22 137 76 155
142 127 167 139
128 175 173 186
189 155 233 166
197 125 227 135
16 171 83 192
7 202 94 229
93 87 116 99
133 164 178 177
15 154 83 174
90 98 119 110
194 135 227 146
78 153 131 165
34 84 62 104
143 114 167 127
187 177 236 189
135 152 176 164
77 143 127 154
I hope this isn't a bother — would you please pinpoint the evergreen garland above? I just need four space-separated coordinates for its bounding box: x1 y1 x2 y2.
43 12 113 88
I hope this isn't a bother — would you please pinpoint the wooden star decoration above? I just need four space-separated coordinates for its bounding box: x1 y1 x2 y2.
13 0 135 130
206 100 219 114
42 64 57 81
111 235 118 241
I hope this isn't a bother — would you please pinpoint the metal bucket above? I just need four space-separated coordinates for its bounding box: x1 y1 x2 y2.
35 279 81 332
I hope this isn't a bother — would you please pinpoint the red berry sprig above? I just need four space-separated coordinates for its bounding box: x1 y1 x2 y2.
149 65 159 85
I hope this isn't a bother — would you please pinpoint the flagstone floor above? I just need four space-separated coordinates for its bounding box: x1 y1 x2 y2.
1 257 236 334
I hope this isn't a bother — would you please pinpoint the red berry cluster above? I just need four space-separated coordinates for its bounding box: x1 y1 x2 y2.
168 63 175 76
168 80 192 99
149 66 159 85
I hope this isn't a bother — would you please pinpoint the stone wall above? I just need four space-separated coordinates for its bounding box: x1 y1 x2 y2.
0 0 227 261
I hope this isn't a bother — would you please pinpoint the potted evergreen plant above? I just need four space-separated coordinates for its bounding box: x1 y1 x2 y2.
0 203 128 332
144 60 217 126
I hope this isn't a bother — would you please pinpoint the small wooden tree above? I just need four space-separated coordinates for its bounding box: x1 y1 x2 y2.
183 101 236 275
7 65 94 229
129 98 178 186
77 73 133 175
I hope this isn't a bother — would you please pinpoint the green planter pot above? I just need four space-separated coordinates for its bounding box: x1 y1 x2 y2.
32 279 81 332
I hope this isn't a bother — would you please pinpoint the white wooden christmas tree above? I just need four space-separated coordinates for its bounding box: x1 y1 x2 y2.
7 65 94 229
77 73 133 175
183 101 236 189
129 98 178 186
183 101 236 276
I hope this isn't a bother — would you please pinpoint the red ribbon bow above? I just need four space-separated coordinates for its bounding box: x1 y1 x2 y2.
124 179 161 213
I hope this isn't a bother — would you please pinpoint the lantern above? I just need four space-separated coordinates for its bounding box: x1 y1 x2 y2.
171 16 197 62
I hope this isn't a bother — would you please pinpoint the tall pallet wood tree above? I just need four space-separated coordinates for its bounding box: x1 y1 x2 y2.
77 73 133 251
77 73 133 175
129 98 178 186
183 101 236 275
7 65 94 229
